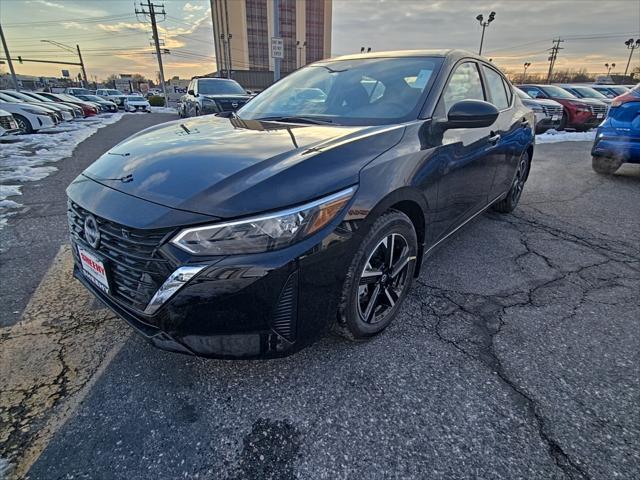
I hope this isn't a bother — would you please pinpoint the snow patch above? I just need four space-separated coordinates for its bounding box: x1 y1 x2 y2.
150 106 179 114
536 129 596 144
0 112 128 229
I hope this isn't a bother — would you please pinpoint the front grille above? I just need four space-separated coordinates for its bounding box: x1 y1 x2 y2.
216 98 248 112
591 103 608 115
542 105 563 116
68 201 175 312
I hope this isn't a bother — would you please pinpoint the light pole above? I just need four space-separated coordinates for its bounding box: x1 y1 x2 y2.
605 63 616 76
296 40 306 68
476 11 496 56
523 62 531 82
624 38 640 77
41 40 88 85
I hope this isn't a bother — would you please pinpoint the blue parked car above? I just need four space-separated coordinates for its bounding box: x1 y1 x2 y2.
591 84 640 174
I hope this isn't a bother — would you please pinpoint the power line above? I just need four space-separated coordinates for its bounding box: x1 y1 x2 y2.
3 14 135 28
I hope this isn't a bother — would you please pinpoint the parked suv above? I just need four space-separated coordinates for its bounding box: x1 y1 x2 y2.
591 84 630 99
515 87 562 133
182 77 251 117
591 85 640 174
556 84 612 105
518 84 607 131
67 50 535 358
96 89 126 107
64 87 93 96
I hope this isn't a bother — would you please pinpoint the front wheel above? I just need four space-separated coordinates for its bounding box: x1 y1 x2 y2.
493 150 530 213
335 210 418 340
592 156 622 175
13 114 33 134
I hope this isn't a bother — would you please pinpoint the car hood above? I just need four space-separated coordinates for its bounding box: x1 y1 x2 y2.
524 98 562 108
201 94 252 100
0 102 52 114
81 115 405 218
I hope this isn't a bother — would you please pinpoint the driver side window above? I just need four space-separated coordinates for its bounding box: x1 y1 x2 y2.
442 62 485 113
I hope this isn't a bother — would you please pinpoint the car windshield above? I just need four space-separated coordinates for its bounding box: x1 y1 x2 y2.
127 96 145 101
515 88 531 99
238 56 443 125
0 92 22 102
608 86 629 95
197 80 245 95
80 95 104 102
105 90 123 95
69 89 91 95
27 92 52 102
539 85 576 99
570 86 607 99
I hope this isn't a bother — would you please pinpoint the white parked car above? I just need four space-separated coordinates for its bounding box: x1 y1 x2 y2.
0 100 58 133
123 95 151 112
0 109 19 136
95 88 126 107
1 90 74 121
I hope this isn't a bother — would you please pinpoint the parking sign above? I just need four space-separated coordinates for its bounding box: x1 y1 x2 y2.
271 37 284 59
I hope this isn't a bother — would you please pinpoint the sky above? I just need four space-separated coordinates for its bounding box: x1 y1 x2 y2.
0 0 639 82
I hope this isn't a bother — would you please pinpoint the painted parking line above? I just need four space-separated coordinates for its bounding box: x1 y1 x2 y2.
0 246 130 479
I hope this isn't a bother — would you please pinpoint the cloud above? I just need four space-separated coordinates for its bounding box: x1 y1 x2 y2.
184 2 204 12
31 0 65 8
97 22 149 33
62 21 90 31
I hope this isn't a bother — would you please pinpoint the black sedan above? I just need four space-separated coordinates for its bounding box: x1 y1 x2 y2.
67 49 535 359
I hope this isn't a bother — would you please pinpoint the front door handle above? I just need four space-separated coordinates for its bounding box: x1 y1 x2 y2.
488 132 501 144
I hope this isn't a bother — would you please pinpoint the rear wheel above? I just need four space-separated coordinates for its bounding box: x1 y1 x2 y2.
335 210 418 340
493 150 530 213
592 156 622 175
13 114 33 134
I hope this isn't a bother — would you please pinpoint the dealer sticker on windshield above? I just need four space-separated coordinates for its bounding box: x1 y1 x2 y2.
78 246 110 294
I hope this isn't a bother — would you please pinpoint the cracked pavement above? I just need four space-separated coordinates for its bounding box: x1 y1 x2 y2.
0 130 638 479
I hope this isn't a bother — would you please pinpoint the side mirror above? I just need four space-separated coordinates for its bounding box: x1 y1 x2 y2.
443 100 499 130
188 89 195 96
246 90 252 94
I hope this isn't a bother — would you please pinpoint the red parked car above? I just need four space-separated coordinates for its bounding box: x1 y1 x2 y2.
518 84 608 131
37 92 99 117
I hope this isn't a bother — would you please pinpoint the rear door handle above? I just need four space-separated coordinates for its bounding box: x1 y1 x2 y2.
488 133 501 144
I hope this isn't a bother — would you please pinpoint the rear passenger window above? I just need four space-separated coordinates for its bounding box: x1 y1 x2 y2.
442 62 485 113
482 66 509 109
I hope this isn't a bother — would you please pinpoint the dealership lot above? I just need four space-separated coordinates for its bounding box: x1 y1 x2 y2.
0 118 638 479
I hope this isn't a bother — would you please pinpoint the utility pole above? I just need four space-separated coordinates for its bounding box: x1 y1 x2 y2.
296 40 306 68
136 1 168 103
0 22 20 91
209 0 222 76
546 38 563 84
273 0 280 82
76 44 88 86
624 38 640 77
223 0 232 78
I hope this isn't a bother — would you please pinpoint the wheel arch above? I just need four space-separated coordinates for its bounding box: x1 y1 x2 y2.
358 187 429 278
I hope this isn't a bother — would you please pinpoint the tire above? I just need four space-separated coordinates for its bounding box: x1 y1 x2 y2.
13 114 33 134
558 112 567 131
493 150 531 213
592 156 622 175
335 210 418 340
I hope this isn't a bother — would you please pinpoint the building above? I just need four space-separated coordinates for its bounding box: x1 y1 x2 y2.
211 0 332 88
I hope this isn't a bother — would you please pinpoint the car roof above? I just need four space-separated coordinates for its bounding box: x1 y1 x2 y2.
328 49 467 61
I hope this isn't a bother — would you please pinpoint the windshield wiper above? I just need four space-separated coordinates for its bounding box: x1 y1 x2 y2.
257 115 334 125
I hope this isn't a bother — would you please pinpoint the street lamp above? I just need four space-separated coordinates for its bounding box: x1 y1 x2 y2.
624 38 640 76
605 62 616 76
476 11 496 56
523 62 531 82
41 39 88 86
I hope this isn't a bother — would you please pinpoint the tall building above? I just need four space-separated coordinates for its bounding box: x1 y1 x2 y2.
211 0 332 78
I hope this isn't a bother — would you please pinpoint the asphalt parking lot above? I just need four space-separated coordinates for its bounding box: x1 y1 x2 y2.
1 115 639 479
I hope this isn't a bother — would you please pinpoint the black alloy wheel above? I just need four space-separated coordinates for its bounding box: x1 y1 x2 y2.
493 150 530 213
336 210 417 340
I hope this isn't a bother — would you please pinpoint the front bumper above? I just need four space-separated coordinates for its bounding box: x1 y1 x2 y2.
534 113 561 132
70 216 359 359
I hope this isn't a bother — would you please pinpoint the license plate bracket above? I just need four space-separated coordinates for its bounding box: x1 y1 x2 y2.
77 245 110 295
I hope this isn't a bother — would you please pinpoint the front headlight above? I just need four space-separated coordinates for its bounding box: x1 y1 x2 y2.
171 187 356 255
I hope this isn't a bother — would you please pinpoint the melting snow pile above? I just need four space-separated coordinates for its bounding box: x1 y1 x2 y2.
0 113 127 227
536 129 596 144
